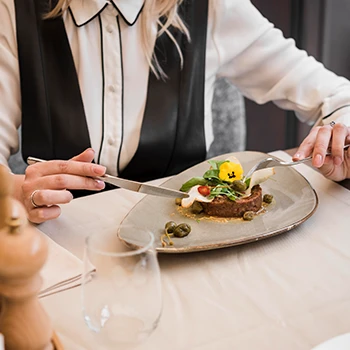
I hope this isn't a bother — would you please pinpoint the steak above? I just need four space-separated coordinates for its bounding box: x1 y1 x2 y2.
199 185 262 218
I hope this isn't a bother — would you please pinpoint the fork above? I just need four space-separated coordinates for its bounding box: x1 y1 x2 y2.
244 144 350 180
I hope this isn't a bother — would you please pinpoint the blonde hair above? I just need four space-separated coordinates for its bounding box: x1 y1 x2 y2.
45 0 190 79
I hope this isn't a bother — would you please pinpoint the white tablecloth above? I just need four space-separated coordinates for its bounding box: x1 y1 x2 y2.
39 151 350 350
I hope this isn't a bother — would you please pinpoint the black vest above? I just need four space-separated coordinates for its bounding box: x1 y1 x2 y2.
14 0 208 183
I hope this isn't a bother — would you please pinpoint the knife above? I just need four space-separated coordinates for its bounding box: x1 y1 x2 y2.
27 156 189 199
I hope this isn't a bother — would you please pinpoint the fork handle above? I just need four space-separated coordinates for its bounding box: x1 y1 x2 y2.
292 155 313 164
294 143 350 164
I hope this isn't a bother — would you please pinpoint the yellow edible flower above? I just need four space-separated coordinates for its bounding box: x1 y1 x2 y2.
219 161 243 182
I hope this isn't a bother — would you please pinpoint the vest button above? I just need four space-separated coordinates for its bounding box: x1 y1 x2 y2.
106 25 113 33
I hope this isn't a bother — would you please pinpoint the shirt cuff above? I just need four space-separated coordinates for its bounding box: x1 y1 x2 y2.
322 106 350 126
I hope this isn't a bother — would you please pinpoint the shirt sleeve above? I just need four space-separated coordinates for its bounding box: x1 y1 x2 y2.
0 0 22 166
209 0 350 127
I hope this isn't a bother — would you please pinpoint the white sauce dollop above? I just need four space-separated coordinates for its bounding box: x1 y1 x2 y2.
181 185 213 208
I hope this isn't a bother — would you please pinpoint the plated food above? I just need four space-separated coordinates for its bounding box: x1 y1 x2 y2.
178 156 275 219
118 151 318 253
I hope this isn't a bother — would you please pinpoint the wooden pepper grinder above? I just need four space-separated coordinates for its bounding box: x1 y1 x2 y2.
0 165 55 350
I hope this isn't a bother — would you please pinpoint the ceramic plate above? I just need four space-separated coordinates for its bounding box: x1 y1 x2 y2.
118 151 318 253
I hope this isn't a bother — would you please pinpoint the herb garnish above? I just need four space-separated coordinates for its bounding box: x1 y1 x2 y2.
180 160 249 201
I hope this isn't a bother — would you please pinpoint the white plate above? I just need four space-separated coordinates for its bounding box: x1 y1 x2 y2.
119 151 318 253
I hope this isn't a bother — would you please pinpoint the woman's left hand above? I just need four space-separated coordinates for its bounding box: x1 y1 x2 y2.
293 122 350 181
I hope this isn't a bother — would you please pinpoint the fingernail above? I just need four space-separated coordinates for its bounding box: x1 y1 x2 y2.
293 153 301 160
314 154 323 167
93 165 106 175
94 179 105 189
334 156 342 166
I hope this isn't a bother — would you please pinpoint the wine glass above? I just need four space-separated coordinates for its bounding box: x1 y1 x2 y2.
81 227 162 347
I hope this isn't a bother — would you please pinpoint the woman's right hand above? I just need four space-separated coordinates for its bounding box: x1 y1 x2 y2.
21 148 106 224
293 123 350 181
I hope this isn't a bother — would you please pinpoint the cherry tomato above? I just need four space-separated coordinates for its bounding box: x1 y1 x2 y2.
198 185 210 196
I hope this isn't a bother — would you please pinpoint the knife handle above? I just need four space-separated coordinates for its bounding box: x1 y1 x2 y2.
27 156 47 165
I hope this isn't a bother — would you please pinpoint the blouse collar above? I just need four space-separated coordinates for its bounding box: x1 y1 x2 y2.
69 0 144 27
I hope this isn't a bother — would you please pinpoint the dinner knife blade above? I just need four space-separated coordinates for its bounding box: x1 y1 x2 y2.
27 156 189 199
95 174 189 198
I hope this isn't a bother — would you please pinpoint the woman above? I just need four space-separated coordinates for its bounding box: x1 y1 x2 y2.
1 0 349 223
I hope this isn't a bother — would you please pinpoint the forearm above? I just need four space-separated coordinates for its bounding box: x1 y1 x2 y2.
213 0 350 126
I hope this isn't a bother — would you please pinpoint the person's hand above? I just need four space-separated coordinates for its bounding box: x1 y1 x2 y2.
293 123 350 181
22 148 106 224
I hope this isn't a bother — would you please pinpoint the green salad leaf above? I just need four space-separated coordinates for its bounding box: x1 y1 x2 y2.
179 159 250 202
203 169 221 182
180 177 208 192
209 185 238 201
207 160 229 170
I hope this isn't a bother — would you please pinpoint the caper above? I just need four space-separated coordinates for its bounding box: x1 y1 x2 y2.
191 201 203 214
175 198 182 206
243 211 254 221
231 180 247 192
173 223 191 237
263 194 273 204
165 221 177 234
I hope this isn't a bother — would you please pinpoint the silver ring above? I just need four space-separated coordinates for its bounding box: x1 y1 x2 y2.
30 190 40 208
329 121 336 127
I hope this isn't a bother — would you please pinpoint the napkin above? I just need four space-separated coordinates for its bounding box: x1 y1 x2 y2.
311 333 350 350
39 235 90 298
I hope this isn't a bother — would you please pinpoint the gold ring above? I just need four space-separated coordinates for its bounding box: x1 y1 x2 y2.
30 190 40 208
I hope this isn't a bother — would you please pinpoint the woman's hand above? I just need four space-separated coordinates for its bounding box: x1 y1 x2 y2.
21 148 106 224
293 123 350 181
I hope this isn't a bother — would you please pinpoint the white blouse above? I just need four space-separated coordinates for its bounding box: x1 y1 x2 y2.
1 0 350 175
